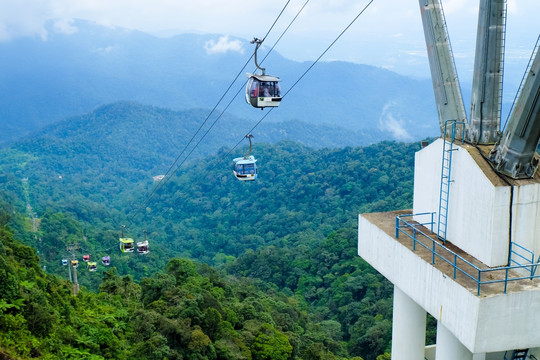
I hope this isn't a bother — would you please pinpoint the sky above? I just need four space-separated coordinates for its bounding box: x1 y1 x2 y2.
0 0 538 84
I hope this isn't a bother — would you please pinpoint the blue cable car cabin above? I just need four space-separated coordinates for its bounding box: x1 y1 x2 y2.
245 74 282 109
233 156 258 181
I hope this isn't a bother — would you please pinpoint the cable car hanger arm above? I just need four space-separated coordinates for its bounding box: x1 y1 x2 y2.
251 38 266 75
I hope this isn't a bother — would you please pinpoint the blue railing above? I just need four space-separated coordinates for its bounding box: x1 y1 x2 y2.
396 213 540 295
510 241 534 266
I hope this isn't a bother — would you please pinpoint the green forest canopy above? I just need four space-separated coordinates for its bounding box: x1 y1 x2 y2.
0 135 428 359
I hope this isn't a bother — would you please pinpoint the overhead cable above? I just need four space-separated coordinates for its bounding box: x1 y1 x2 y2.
124 0 293 226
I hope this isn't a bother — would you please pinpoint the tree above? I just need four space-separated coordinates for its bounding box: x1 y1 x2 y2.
251 323 292 360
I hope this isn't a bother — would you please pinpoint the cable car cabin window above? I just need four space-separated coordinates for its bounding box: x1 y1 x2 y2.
234 162 257 175
258 81 281 97
259 81 281 97
248 78 258 98
248 79 281 99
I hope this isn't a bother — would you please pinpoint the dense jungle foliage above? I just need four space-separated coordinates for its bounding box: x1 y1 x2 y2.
0 201 393 359
0 108 426 358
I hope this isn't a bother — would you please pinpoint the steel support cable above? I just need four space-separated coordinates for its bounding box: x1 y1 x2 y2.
123 0 293 226
153 0 376 223
123 56 254 225
150 0 309 183
207 0 377 169
142 2 312 224
261 0 292 42
63 2 297 269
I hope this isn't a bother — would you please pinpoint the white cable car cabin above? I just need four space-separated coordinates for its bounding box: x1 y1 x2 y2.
233 156 258 181
62 259 68 266
137 240 149 254
88 262 97 272
119 238 135 253
245 74 282 109
102 256 111 266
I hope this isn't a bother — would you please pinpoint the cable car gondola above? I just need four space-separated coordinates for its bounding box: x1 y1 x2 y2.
119 238 135 253
233 134 258 181
102 256 111 266
119 225 135 253
136 230 149 254
137 241 149 254
62 259 68 266
71 259 79 268
233 156 258 181
245 74 282 109
245 38 282 109
83 255 90 262
88 262 97 272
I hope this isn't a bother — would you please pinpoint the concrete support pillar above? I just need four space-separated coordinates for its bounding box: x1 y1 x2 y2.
472 354 486 360
391 286 427 360
436 322 472 360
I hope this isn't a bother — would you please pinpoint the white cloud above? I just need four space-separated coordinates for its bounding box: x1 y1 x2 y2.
204 36 244 55
93 45 115 54
53 18 77 35
378 102 413 141
0 0 536 78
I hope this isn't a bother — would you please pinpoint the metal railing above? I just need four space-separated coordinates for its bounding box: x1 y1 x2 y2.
510 241 534 267
396 213 540 295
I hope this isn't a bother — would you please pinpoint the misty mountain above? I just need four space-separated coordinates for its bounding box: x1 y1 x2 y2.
0 19 440 146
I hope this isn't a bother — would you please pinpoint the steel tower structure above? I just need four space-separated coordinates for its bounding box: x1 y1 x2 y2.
358 0 540 359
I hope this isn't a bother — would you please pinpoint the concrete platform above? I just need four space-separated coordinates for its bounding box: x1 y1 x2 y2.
359 210 540 353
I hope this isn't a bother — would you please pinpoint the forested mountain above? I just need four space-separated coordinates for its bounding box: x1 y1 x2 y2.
0 101 383 221
0 128 423 359
0 123 419 269
0 106 425 358
140 140 417 263
1 200 395 359
0 19 439 145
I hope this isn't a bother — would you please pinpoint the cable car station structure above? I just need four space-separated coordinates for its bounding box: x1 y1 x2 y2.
358 0 540 359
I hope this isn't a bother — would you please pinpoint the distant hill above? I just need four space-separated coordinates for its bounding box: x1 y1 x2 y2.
0 101 386 217
0 19 440 146
0 102 418 359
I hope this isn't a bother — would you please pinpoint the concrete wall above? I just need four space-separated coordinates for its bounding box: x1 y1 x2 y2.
475 292 540 351
358 214 480 351
413 139 510 266
511 183 540 258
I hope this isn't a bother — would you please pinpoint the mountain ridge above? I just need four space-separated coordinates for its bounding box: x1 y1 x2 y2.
0 19 440 146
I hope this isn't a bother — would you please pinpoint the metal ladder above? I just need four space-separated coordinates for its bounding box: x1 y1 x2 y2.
437 120 465 242
496 0 507 126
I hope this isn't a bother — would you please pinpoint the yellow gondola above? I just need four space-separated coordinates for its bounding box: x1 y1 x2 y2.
119 238 135 253
88 262 97 272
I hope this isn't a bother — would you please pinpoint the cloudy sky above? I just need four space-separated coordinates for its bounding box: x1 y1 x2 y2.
0 0 537 82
